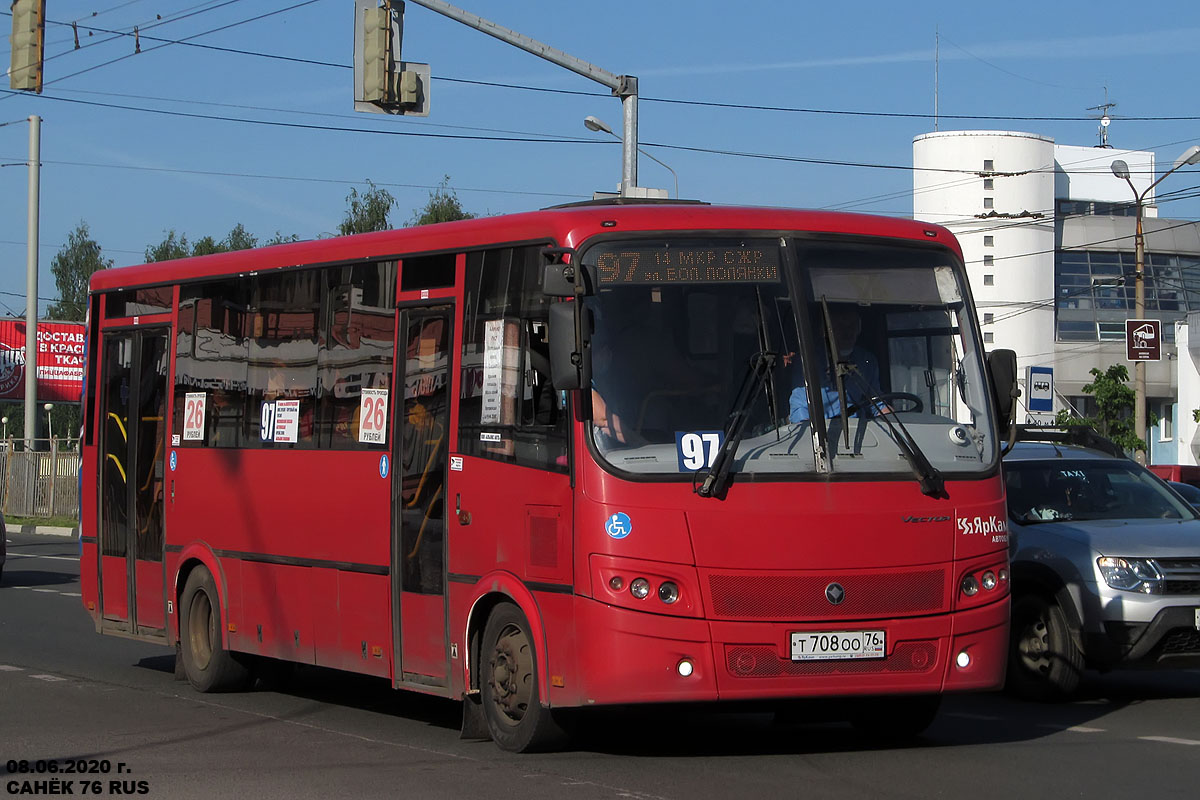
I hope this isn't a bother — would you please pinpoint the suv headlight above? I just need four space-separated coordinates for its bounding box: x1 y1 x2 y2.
1097 557 1164 594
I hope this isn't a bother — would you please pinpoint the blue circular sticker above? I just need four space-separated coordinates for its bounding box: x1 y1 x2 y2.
169 451 177 472
379 454 389 478
605 512 632 539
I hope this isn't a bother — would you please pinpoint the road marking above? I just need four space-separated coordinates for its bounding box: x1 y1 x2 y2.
61 591 82 597
5 552 80 562
0 665 24 672
1037 724 1105 733
1140 736 1200 746
32 588 58 593
30 674 67 682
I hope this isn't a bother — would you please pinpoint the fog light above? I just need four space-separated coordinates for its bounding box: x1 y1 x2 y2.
981 571 997 590
961 575 979 596
609 576 625 591
677 659 694 677
658 581 679 604
630 578 650 599
956 650 971 668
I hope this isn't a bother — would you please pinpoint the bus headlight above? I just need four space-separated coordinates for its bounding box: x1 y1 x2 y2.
630 578 651 599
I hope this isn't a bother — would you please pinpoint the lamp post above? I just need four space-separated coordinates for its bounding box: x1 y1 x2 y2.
1 415 7 443
1111 144 1200 465
584 115 678 199
43 402 52 444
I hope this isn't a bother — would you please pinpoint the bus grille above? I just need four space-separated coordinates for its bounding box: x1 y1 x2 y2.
706 570 945 620
724 642 939 678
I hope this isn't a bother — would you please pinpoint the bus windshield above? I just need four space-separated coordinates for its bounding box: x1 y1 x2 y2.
582 236 996 481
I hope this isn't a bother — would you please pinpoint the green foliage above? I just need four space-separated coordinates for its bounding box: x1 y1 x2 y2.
338 179 396 235
144 229 190 262
1053 364 1157 453
48 221 111 321
145 224 264 262
265 231 301 246
409 175 475 226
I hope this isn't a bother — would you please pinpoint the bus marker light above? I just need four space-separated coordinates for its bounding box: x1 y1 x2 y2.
609 576 625 591
982 571 997 591
658 582 679 604
677 659 694 677
956 650 971 669
227 623 237 633
630 578 650 599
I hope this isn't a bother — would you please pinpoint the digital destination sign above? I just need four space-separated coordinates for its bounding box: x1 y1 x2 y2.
592 244 781 285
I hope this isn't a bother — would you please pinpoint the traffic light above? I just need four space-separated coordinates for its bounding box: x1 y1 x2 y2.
360 3 393 104
9 0 46 93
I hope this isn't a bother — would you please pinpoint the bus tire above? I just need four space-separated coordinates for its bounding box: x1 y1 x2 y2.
850 694 941 741
480 603 566 752
179 566 252 693
1007 593 1083 701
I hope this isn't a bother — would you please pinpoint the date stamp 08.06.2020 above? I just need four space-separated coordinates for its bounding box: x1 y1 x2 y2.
5 760 149 796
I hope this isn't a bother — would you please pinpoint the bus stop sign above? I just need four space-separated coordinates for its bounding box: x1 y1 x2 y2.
1125 319 1161 361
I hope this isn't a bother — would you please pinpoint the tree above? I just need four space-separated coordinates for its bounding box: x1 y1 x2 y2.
47 221 111 321
265 231 300 246
409 175 475 226
338 179 396 235
224 223 257 251
1053 364 1157 453
145 230 190 263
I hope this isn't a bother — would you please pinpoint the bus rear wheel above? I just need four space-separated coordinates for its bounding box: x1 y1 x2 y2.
480 603 566 752
179 566 252 693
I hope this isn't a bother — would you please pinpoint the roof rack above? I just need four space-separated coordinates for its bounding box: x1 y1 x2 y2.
1013 425 1127 459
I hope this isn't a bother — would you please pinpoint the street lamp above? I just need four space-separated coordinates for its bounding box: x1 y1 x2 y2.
584 115 679 199
43 402 53 443
1111 144 1200 464
1 415 7 442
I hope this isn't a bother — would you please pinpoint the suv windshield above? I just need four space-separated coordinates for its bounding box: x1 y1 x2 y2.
582 236 996 481
1006 460 1196 523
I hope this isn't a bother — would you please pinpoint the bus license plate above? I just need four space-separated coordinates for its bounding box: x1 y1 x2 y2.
790 630 886 661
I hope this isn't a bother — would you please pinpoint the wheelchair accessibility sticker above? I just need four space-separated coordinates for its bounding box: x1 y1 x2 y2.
605 512 632 539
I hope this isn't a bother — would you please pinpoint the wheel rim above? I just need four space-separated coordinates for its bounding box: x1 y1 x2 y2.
1017 613 1052 675
188 590 215 671
487 622 533 728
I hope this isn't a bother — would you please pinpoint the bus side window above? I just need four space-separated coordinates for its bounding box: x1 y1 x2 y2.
460 246 567 472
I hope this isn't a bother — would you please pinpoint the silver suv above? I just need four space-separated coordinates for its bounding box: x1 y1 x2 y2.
1004 427 1200 699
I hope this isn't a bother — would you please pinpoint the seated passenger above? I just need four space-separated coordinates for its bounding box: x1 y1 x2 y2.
790 305 883 423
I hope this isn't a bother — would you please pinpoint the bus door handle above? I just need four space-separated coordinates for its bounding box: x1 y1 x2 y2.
456 493 471 526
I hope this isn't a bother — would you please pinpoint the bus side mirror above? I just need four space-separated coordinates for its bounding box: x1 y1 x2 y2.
548 301 590 390
543 261 575 298
987 348 1019 425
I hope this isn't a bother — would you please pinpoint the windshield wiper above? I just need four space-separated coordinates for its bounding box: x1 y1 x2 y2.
697 350 776 499
843 371 946 498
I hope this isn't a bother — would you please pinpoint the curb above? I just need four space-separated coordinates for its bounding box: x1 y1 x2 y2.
4 524 79 538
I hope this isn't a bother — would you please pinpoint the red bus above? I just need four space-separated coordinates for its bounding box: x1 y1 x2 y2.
79 202 1017 751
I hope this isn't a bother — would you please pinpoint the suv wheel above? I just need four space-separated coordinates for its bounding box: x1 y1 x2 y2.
1008 593 1083 701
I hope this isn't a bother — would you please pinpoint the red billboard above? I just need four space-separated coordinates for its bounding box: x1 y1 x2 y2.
0 319 87 403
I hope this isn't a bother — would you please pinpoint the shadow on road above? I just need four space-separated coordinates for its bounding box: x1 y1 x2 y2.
0 568 80 588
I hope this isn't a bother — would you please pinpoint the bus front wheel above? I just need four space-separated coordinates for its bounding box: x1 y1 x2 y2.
480 603 566 752
179 566 252 693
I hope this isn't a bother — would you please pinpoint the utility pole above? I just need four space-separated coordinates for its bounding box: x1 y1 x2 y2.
24 115 41 448
402 0 641 195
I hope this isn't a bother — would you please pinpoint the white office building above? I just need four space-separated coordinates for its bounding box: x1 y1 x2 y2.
913 130 1200 463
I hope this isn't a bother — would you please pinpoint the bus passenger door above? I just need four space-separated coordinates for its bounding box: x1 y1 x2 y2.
392 305 452 686
98 328 169 637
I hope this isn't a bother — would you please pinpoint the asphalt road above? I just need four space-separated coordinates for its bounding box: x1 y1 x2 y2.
2 531 1198 799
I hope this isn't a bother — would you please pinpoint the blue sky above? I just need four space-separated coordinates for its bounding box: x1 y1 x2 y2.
1 0 1198 316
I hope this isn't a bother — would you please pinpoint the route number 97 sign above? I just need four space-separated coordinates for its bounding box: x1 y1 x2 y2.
359 388 388 444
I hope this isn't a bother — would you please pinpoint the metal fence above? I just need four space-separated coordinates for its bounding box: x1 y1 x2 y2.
0 439 81 519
